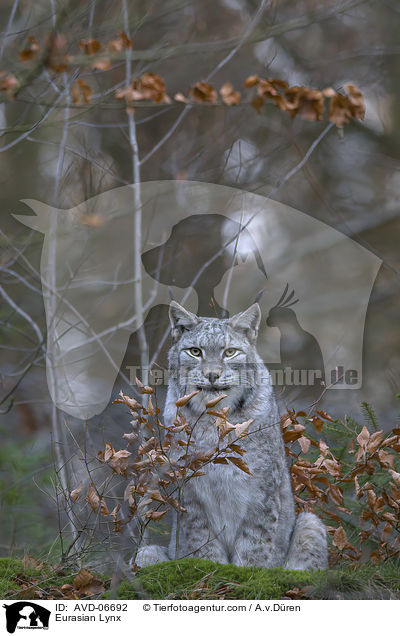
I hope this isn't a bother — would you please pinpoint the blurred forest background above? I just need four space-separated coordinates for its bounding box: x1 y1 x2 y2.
0 0 399 565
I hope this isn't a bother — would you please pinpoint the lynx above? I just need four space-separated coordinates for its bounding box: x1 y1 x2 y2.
136 302 328 570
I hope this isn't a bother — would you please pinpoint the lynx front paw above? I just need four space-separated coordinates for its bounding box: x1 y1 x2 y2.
134 545 169 568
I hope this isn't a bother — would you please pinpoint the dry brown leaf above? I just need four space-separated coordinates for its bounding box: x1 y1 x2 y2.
251 95 264 113
22 555 43 570
174 92 189 103
189 81 218 104
366 490 376 512
257 78 287 111
235 418 253 439
322 458 341 477
19 36 39 62
227 456 252 475
367 430 383 454
332 526 353 551
344 83 365 120
205 393 227 409
122 431 138 444
389 469 400 486
104 442 114 462
146 394 157 415
73 569 92 590
145 509 168 521
73 569 105 597
354 475 361 498
109 449 132 475
124 481 135 504
176 390 200 407
115 86 143 102
79 39 102 55
70 482 83 502
329 484 344 506
328 92 354 127
283 428 303 443
113 392 143 411
86 482 99 511
311 417 324 434
216 417 236 439
138 437 156 455
315 410 334 421
139 72 167 103
207 406 230 419
244 75 259 87
0 71 19 97
377 449 395 469
77 79 92 104
149 490 166 503
228 443 246 456
100 498 109 516
298 436 311 454
383 523 393 538
381 512 397 524
46 33 70 73
135 377 154 394
108 31 132 53
220 82 241 106
92 57 111 71
285 86 324 121
111 504 121 521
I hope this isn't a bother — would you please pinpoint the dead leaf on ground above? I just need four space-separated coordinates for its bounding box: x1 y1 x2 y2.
73 569 105 597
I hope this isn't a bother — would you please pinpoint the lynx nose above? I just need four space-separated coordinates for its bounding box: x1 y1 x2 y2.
205 371 221 384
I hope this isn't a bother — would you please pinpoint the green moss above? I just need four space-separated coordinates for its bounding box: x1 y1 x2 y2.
118 558 400 600
118 558 317 600
2 556 400 600
0 557 75 599
0 558 42 597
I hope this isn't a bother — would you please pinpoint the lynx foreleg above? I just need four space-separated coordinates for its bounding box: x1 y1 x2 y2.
169 499 229 563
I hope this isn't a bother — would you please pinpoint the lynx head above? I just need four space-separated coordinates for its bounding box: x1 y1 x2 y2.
168 301 262 408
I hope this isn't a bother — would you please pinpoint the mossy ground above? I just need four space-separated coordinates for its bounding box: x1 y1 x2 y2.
117 558 400 600
0 558 75 600
2 556 400 600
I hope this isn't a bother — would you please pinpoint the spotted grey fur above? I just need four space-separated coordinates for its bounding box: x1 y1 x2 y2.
136 302 328 570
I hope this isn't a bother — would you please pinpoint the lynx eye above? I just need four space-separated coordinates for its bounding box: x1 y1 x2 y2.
187 347 202 358
224 347 240 359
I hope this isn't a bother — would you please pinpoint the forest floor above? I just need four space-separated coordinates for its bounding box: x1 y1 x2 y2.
2 556 400 600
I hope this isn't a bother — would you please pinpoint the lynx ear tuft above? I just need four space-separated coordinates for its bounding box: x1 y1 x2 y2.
229 303 261 342
169 301 199 340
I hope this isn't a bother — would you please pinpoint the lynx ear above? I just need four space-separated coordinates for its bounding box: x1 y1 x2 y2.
229 303 261 342
169 301 199 340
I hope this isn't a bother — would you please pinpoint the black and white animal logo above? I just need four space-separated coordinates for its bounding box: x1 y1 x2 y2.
3 602 50 634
